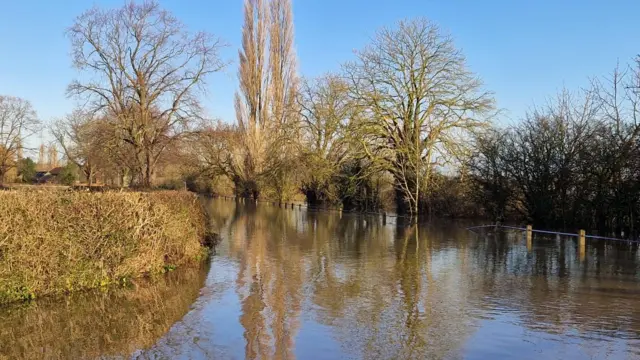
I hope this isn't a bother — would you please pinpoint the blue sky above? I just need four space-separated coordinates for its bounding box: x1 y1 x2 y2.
1 0 639 136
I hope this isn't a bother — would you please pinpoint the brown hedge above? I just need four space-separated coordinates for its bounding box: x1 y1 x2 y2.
0 190 208 305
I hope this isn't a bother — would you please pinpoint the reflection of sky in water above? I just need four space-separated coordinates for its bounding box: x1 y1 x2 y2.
294 319 342 360
464 312 640 359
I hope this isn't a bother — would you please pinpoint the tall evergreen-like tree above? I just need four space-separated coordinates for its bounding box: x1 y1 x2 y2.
231 0 299 200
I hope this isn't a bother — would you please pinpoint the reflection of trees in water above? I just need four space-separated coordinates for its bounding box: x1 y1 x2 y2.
225 202 478 359
332 224 478 359
228 204 304 360
0 265 208 360
202 198 237 233
469 230 640 341
209 199 640 358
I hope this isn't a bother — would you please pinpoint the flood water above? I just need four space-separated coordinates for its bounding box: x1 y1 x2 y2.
3 198 640 359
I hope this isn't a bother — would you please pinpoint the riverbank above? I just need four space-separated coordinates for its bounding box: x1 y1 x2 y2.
0 190 211 305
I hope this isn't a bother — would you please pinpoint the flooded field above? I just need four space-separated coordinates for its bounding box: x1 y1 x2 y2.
3 198 640 359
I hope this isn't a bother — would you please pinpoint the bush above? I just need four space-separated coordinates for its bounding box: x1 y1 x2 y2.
0 190 209 305
157 178 186 191
17 158 36 183
58 163 78 185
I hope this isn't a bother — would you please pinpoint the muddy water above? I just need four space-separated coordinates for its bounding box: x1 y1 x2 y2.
3 198 640 359
0 265 209 360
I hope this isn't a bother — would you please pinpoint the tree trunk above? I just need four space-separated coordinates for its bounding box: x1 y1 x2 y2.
143 151 153 188
394 186 411 216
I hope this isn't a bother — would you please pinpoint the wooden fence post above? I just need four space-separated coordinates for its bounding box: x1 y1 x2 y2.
579 229 586 261
526 225 533 252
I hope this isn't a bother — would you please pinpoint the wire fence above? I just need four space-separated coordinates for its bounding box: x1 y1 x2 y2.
213 197 640 242
467 224 640 243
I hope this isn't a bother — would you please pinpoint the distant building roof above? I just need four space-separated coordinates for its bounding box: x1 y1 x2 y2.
48 167 64 176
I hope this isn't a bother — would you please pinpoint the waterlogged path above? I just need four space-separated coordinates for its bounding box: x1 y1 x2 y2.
3 198 640 359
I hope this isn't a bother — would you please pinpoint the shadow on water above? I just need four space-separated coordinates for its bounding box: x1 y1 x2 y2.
4 198 640 359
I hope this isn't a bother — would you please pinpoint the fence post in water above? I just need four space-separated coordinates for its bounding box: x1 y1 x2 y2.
526 225 533 252
382 212 387 225
579 229 586 261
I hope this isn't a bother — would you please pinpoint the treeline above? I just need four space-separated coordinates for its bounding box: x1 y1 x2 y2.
0 1 495 217
196 1 494 218
470 66 640 236
1 0 639 230
1 1 225 189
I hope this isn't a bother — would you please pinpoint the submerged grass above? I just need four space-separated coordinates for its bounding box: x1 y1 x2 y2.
0 190 210 305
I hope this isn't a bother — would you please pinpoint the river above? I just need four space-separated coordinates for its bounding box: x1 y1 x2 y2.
2 198 640 359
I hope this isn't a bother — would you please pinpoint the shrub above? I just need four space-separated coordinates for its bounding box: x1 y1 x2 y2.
156 178 186 191
58 163 78 185
0 190 209 305
17 158 36 183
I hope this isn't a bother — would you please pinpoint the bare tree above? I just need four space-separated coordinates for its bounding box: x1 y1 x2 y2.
51 110 106 185
192 120 241 179
262 0 300 202
37 143 45 166
586 64 640 232
0 96 40 184
298 74 355 204
345 18 494 218
501 89 600 227
232 0 299 200
47 144 59 168
268 0 298 127
467 129 513 222
233 0 270 198
67 0 226 188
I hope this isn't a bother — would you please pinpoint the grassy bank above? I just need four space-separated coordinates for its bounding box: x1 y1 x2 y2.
0 190 210 305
